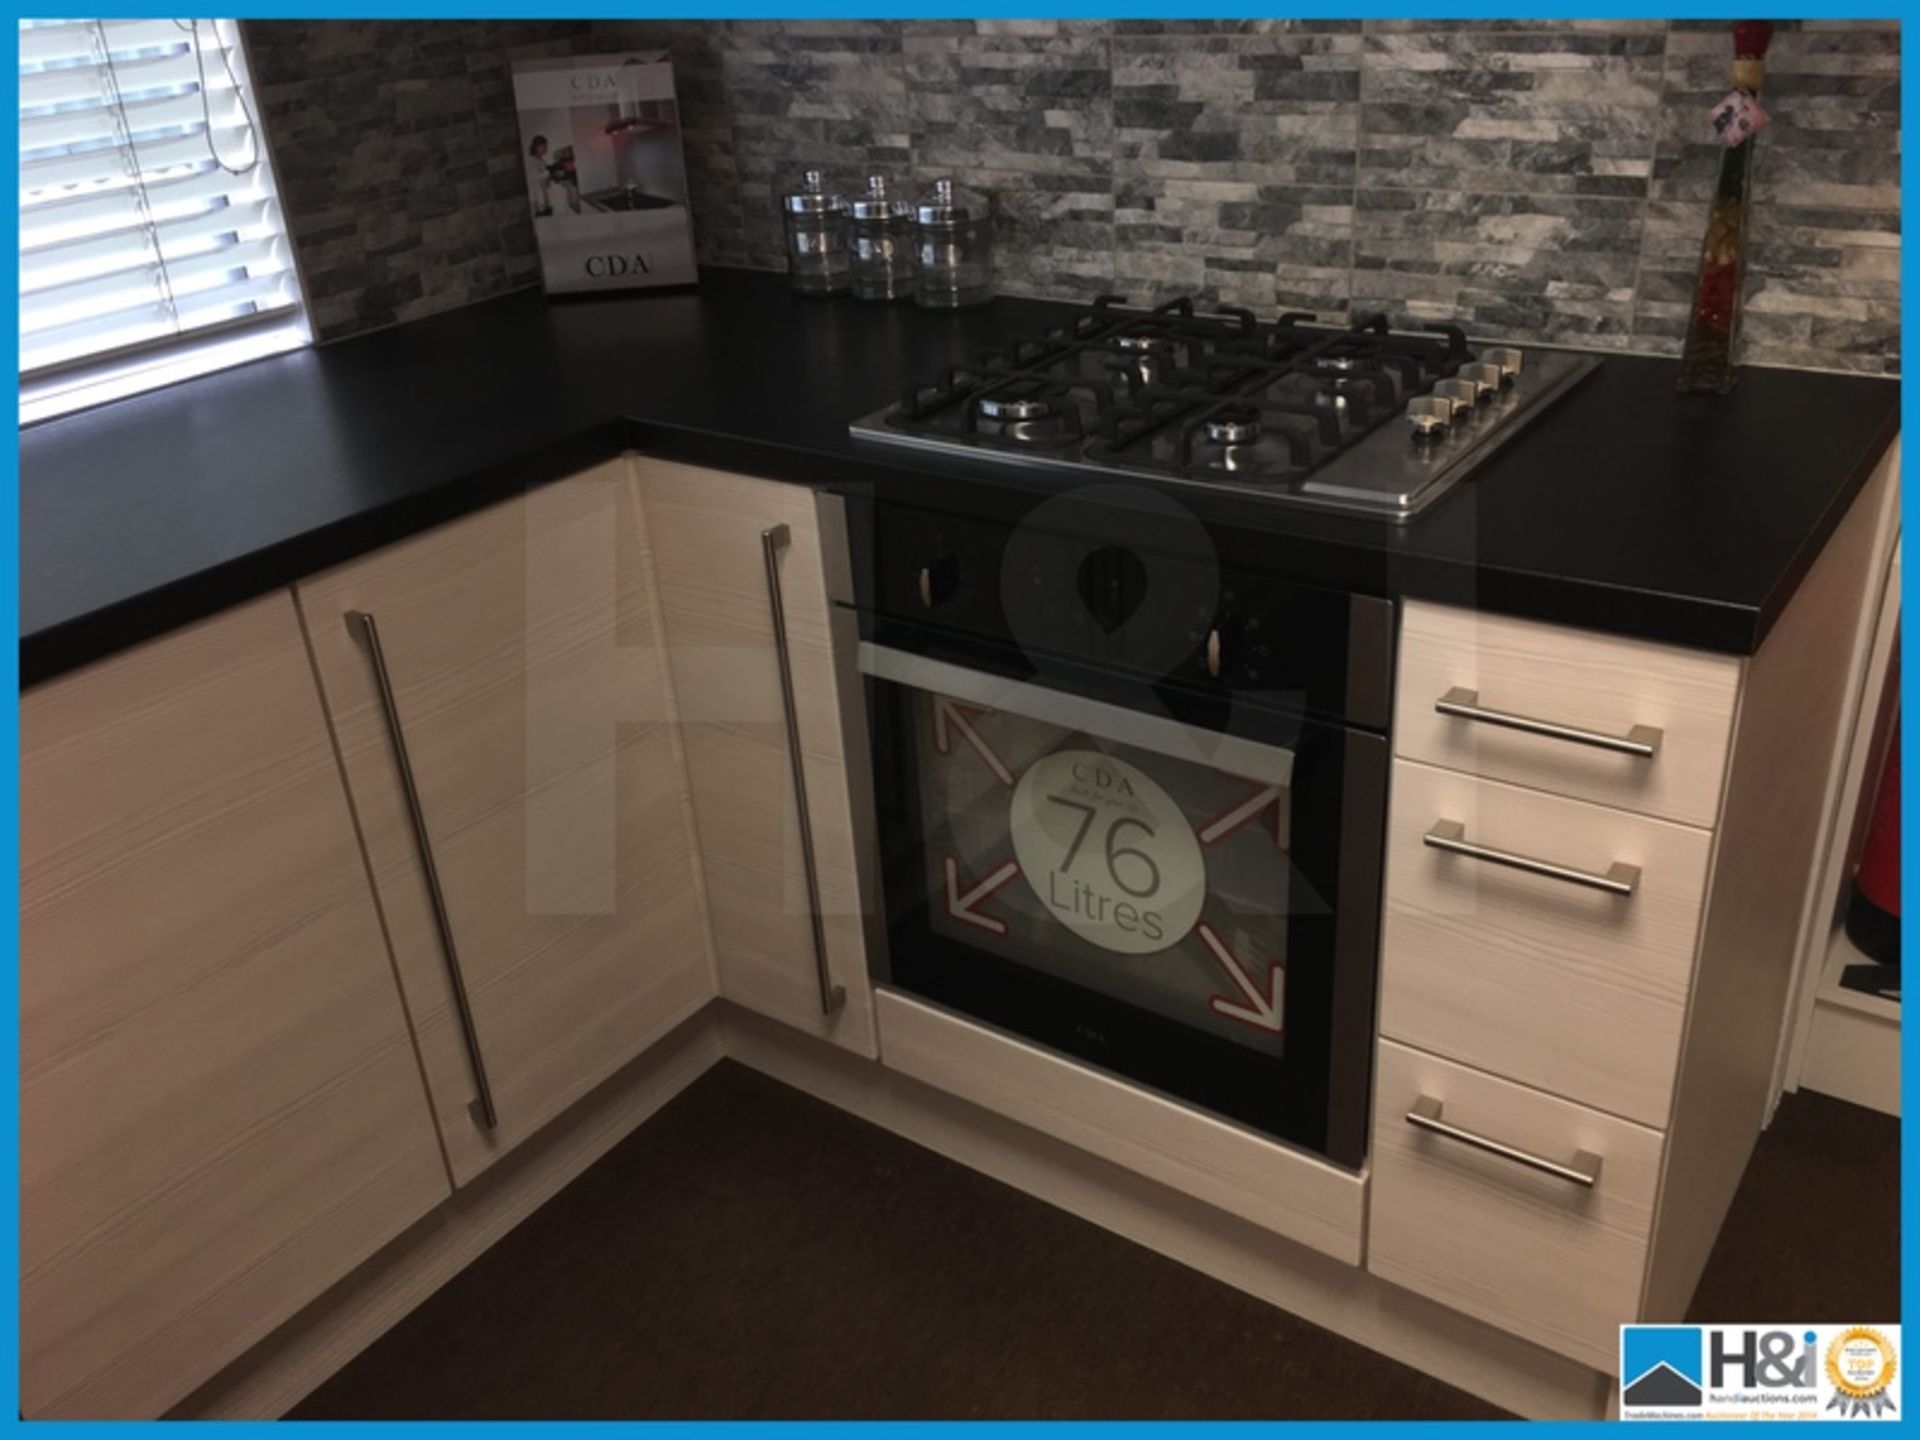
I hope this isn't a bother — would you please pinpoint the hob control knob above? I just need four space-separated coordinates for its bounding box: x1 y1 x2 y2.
1461 363 1504 400
1432 378 1478 416
1483 346 1524 383
1407 396 1452 440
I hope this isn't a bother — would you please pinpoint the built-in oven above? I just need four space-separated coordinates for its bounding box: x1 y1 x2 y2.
840 490 1392 1169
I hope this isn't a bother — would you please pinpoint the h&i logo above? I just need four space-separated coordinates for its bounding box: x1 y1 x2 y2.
1621 1327 1703 1408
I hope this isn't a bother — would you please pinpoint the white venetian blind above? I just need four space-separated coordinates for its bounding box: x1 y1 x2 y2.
18 18 302 378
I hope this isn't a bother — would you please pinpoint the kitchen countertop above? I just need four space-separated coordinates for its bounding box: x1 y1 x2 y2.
20 266 1900 686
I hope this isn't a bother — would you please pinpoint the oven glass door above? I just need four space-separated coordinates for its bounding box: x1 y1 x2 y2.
864 638 1384 1167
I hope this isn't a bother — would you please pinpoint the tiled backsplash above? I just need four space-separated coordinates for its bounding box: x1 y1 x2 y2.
248 19 1898 375
244 19 593 339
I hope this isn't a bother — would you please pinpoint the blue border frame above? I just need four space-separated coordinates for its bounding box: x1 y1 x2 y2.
2 3 1910 1432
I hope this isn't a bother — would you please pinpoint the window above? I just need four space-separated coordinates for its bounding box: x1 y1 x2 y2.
18 18 308 422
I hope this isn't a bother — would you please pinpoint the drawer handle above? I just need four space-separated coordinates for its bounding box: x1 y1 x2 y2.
1435 686 1662 759
1406 1094 1603 1188
761 524 848 1019
1423 819 1639 897
346 610 499 1131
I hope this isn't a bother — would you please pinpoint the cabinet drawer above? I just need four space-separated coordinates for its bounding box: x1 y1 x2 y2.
1379 760 1711 1126
878 989 1365 1265
1396 600 1740 828
1368 1040 1663 1372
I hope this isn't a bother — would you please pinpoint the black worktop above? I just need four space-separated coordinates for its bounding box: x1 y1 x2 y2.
20 266 1899 686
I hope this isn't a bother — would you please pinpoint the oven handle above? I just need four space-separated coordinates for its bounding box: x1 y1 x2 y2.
858 641 1296 789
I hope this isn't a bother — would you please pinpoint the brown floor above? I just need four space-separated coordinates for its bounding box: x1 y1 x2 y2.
292 1062 1898 1420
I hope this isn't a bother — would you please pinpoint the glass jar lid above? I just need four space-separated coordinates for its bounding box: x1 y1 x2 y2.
782 169 847 216
848 174 913 221
915 176 988 226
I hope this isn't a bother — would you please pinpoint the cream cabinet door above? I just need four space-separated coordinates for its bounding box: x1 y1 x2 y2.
21 593 451 1419
639 459 878 1058
299 463 713 1184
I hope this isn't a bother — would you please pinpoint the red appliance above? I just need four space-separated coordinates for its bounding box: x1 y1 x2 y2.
1845 714 1899 968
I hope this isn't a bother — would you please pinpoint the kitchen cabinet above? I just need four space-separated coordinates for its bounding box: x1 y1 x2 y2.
1369 1039 1663 1373
639 459 878 1058
21 593 450 1419
299 464 712 1185
1373 438 1900 1367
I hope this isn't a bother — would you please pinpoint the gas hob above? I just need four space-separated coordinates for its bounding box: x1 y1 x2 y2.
849 294 1599 521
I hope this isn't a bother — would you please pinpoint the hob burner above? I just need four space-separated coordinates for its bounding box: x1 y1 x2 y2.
1204 412 1262 447
978 394 1055 422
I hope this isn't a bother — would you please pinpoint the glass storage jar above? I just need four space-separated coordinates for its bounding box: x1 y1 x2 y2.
848 175 916 303
781 170 851 297
914 177 992 309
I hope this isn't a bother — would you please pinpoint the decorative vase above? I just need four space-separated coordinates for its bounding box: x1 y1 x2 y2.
1676 21 1775 394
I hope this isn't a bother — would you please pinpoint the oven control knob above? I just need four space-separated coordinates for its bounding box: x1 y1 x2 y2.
917 554 961 609
1203 613 1260 682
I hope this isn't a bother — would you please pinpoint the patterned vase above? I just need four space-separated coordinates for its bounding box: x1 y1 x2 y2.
1676 21 1776 394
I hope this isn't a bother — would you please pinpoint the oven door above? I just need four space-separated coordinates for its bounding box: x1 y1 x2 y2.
862 635 1386 1169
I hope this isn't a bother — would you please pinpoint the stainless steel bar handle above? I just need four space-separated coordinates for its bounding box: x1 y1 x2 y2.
761 525 848 1018
1406 1094 1602 1188
1435 686 1662 759
346 610 499 1130
1423 819 1639 896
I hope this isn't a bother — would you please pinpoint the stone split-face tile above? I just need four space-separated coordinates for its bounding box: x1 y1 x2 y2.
906 30 1113 172
1365 19 1670 34
1115 20 1361 38
1111 28 1359 312
912 163 1117 301
1351 25 1666 346
1360 28 1666 200
1114 176 1356 313
910 20 1113 40
248 19 591 339
256 18 1898 377
902 31 1114 300
719 21 910 269
1350 189 1643 342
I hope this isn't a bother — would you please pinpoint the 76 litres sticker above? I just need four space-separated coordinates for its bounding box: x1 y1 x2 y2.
1007 748 1206 957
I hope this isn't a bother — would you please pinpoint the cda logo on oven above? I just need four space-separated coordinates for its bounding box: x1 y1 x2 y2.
1620 1324 1900 1421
